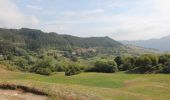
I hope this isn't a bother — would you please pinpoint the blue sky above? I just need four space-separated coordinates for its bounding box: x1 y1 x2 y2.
0 0 170 40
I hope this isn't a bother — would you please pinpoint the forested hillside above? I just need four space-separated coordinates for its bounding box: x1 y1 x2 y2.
0 28 122 52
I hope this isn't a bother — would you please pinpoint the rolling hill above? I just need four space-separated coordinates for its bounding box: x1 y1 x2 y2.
0 28 161 56
122 36 170 51
0 28 122 51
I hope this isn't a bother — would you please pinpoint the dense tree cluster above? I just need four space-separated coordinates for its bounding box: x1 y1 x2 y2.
1 50 170 76
115 54 170 74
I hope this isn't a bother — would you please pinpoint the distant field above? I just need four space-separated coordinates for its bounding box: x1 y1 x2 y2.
0 69 170 100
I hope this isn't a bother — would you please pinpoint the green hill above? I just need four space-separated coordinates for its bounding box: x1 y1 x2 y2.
0 28 122 52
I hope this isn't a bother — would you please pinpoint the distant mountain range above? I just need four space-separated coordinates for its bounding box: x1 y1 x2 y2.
121 36 170 51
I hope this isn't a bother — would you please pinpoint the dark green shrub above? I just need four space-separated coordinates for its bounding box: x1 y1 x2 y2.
54 63 65 72
30 58 54 75
152 64 164 73
147 54 159 66
161 59 170 73
70 56 78 62
115 57 136 71
135 55 152 67
65 63 81 76
6 54 14 61
129 54 159 73
0 55 4 61
36 68 52 75
14 57 28 71
162 66 170 73
121 63 132 71
135 54 158 67
86 60 118 73
27 56 36 65
128 64 164 74
159 54 170 64
114 56 124 66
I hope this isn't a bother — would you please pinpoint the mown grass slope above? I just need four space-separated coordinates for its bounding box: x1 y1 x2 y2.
0 68 170 100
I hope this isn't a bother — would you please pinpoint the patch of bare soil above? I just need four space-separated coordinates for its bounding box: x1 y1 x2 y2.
0 89 48 100
0 83 48 100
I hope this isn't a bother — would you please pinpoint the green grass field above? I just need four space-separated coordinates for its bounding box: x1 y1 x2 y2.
0 68 170 100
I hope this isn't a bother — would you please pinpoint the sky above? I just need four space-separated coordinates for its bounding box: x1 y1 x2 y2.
0 0 170 40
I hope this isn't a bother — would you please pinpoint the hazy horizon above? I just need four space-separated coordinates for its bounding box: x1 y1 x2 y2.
1 0 170 41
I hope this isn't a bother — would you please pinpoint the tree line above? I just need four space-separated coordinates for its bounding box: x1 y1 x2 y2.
1 52 169 76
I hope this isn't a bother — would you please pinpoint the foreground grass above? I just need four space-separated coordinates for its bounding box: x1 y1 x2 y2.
0 69 170 100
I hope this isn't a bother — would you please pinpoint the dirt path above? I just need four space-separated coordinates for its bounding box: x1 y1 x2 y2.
0 89 48 100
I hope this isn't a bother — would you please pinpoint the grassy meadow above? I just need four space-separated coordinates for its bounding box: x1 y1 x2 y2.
0 68 170 100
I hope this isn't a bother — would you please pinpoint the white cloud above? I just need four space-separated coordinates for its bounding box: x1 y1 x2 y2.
109 0 170 40
154 0 170 14
39 0 170 40
58 0 170 40
1 0 170 41
0 0 26 28
0 0 40 28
